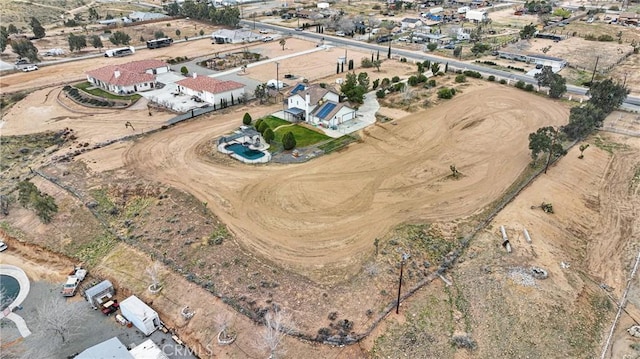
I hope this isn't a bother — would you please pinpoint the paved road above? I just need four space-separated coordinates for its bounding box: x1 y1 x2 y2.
242 20 640 111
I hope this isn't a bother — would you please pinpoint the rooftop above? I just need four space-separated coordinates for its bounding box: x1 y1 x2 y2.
86 60 168 87
177 75 245 94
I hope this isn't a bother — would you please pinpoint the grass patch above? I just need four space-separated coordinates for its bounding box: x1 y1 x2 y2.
74 82 141 102
318 135 357 154
261 116 290 129
593 135 628 154
68 232 118 266
261 116 332 148
630 164 640 193
124 197 152 219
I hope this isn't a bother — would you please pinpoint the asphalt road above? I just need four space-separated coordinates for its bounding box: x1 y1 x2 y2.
243 20 640 110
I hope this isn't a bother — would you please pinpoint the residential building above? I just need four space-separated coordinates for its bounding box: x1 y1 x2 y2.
211 29 262 44
86 60 169 94
401 18 424 30
284 83 356 127
176 74 245 106
128 11 169 22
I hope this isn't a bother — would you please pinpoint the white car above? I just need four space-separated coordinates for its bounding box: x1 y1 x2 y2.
0 241 7 252
262 36 274 42
259 29 269 34
22 65 38 72
336 31 346 37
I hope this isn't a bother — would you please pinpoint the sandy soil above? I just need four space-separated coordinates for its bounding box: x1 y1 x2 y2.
115 84 569 281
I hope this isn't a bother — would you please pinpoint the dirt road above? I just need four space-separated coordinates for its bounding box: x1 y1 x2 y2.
122 85 569 280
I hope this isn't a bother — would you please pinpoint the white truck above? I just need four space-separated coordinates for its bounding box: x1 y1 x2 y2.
104 46 135 58
458 6 470 14
62 267 88 297
466 10 488 22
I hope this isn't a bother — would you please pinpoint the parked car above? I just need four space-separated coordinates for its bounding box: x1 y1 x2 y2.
0 241 7 252
262 36 274 42
15 58 28 65
294 27 304 31
22 65 38 72
259 29 269 34
336 31 346 37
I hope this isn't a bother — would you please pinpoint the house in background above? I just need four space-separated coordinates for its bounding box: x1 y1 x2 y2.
401 18 424 30
128 11 169 22
176 74 245 107
211 29 262 44
284 83 356 128
76 337 168 359
86 60 169 94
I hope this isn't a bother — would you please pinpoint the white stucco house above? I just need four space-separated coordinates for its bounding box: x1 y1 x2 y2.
86 60 169 94
211 29 262 44
401 18 424 30
284 83 356 128
176 74 245 107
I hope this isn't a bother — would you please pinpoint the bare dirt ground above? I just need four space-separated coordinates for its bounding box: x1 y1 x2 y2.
120 84 569 282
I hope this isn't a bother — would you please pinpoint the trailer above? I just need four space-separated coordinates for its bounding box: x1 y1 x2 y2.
466 10 488 22
84 280 115 309
120 295 161 336
104 46 135 58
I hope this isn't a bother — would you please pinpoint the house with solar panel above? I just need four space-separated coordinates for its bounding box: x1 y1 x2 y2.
284 83 357 129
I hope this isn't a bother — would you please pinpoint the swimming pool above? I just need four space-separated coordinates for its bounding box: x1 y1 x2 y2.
225 143 265 160
0 274 20 310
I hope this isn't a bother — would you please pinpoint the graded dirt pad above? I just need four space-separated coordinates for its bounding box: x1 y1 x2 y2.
122 84 569 282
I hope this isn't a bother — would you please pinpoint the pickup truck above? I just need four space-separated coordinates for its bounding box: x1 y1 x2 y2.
62 267 87 297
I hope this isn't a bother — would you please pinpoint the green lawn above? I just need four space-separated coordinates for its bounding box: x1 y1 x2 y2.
75 82 141 102
262 116 331 148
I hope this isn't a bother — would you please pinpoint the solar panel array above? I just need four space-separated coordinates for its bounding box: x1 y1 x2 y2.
291 84 306 94
316 103 336 119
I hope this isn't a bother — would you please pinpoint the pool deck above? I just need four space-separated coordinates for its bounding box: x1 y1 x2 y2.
0 264 32 337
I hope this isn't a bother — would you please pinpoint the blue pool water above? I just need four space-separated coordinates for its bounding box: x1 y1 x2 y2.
226 143 265 160
0 275 20 310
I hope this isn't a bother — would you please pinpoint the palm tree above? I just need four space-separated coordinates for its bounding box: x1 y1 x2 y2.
279 38 286 50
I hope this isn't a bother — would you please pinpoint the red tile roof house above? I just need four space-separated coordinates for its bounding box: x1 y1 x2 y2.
86 60 169 95
176 74 245 107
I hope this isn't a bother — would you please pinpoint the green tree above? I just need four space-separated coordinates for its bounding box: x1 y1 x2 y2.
180 66 188 75
30 17 45 39
11 39 39 62
68 34 87 52
263 128 274 144
417 62 424 73
520 23 537 39
109 31 131 45
528 126 564 165
0 26 8 53
470 43 490 56
427 42 438 51
552 8 571 19
587 79 629 114
88 7 100 20
282 131 296 150
437 87 455 99
357 72 370 90
279 38 286 50
254 83 268 104
453 46 462 59
561 104 605 140
431 62 440 74
175 29 181 37
340 72 367 103
372 60 382 71
243 112 252 125
258 120 269 134
199 29 205 36
534 66 566 98
90 35 103 49
254 118 263 130
17 180 58 223
155 31 166 39
7 24 19 34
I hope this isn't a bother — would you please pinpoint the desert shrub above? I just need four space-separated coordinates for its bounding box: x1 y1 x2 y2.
455 74 466 83
416 74 427 83
499 79 507 84
380 78 391 88
524 84 535 91
427 79 436 87
584 33 597 41
400 57 407 62
372 79 380 89
393 82 405 92
391 76 400 83
451 335 477 350
361 57 373 68
514 80 526 89
463 70 482 78
488 75 496 81
597 34 614 42
408 75 419 86
376 89 386 98
437 87 455 99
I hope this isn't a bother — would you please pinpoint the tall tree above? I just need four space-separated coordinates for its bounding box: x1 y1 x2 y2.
528 126 565 173
587 79 629 114
282 131 297 150
88 7 100 20
254 83 268 104
11 39 39 62
258 309 294 359
534 66 566 98
561 104 605 140
279 38 286 50
0 26 8 53
340 72 366 103
90 35 103 49
68 34 87 52
30 17 46 39
520 23 537 39
109 31 131 45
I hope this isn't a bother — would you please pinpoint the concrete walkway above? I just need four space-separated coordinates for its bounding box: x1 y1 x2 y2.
0 264 32 337
322 90 380 138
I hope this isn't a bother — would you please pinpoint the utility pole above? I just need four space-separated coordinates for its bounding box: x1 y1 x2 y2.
590 56 599 85
396 253 410 314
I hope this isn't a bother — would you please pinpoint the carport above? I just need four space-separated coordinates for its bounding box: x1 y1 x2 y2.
284 107 305 122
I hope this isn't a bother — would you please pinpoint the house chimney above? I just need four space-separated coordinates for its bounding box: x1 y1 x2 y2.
193 72 197 79
305 92 311 123
114 70 120 78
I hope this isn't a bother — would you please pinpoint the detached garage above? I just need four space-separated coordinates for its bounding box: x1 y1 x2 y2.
120 295 161 336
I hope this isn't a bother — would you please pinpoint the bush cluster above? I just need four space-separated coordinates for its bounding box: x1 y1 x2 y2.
64 86 115 107
437 87 456 99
